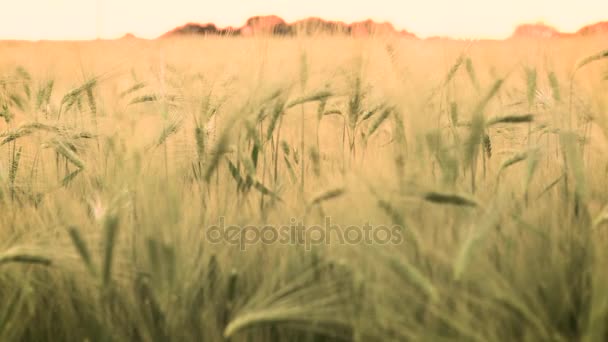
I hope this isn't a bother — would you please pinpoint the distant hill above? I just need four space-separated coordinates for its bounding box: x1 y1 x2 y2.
120 33 138 40
161 16 608 40
511 23 565 38
511 22 608 39
577 21 608 36
161 15 417 38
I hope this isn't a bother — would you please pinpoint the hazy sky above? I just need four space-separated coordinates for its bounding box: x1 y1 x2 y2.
2 0 607 40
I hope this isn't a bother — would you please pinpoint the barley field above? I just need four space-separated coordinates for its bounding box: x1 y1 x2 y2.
1 36 608 341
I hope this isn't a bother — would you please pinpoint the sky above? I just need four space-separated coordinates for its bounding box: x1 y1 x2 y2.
1 0 607 40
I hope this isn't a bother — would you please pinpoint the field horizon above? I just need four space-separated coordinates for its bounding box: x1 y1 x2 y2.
3 16 608 41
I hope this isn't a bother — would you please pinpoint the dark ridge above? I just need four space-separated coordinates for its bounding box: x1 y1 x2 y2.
161 15 417 38
163 23 242 36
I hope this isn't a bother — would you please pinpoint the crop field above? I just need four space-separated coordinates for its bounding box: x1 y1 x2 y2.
0 36 608 341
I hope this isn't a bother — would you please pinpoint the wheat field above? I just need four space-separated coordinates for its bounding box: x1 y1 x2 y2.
0 35 608 341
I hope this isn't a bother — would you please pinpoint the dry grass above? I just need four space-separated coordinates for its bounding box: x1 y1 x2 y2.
0 35 607 341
